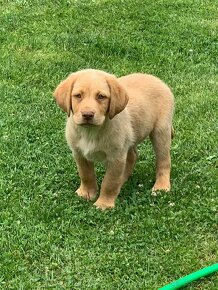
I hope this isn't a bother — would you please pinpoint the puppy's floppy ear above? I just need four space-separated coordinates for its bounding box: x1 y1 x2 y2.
107 76 129 119
53 73 77 117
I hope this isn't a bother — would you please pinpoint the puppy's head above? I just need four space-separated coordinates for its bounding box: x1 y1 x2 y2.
54 69 128 126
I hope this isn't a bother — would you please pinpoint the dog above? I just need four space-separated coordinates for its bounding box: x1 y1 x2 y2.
54 69 174 210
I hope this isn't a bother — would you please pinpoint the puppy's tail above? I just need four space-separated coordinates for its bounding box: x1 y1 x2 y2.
171 126 175 139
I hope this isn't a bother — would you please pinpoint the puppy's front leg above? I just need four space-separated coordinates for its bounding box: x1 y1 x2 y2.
74 152 98 201
94 156 126 210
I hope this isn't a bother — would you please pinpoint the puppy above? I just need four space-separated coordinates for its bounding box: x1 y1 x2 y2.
54 69 174 210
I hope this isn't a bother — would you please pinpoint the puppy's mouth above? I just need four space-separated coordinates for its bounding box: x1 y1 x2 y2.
74 117 105 126
76 119 102 126
79 121 96 126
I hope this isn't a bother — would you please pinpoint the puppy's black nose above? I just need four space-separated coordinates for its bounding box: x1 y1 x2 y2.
81 111 95 120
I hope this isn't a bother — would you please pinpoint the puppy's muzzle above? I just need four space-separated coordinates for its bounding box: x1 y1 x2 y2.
81 111 95 121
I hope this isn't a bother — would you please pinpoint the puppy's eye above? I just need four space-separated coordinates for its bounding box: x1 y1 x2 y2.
97 94 106 100
74 94 82 99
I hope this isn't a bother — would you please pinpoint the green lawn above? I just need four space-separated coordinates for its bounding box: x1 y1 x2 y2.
0 0 217 289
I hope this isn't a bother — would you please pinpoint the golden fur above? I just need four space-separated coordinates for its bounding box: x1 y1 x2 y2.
54 69 174 209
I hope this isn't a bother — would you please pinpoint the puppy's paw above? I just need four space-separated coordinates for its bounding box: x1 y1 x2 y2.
93 198 115 210
152 181 170 193
76 185 97 201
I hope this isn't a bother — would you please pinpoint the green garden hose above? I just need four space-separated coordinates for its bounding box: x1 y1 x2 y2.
158 263 218 290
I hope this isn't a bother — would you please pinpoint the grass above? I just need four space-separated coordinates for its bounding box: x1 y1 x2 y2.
0 0 217 289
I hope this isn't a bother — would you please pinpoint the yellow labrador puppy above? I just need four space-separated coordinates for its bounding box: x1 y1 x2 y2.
54 69 174 210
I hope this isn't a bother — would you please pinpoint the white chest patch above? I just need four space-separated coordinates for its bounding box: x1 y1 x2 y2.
76 136 106 162
78 138 95 156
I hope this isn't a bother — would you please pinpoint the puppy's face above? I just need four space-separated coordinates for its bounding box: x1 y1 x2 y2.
54 69 129 126
71 72 110 126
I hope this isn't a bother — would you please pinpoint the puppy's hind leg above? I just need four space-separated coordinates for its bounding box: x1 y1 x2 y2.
150 126 172 192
